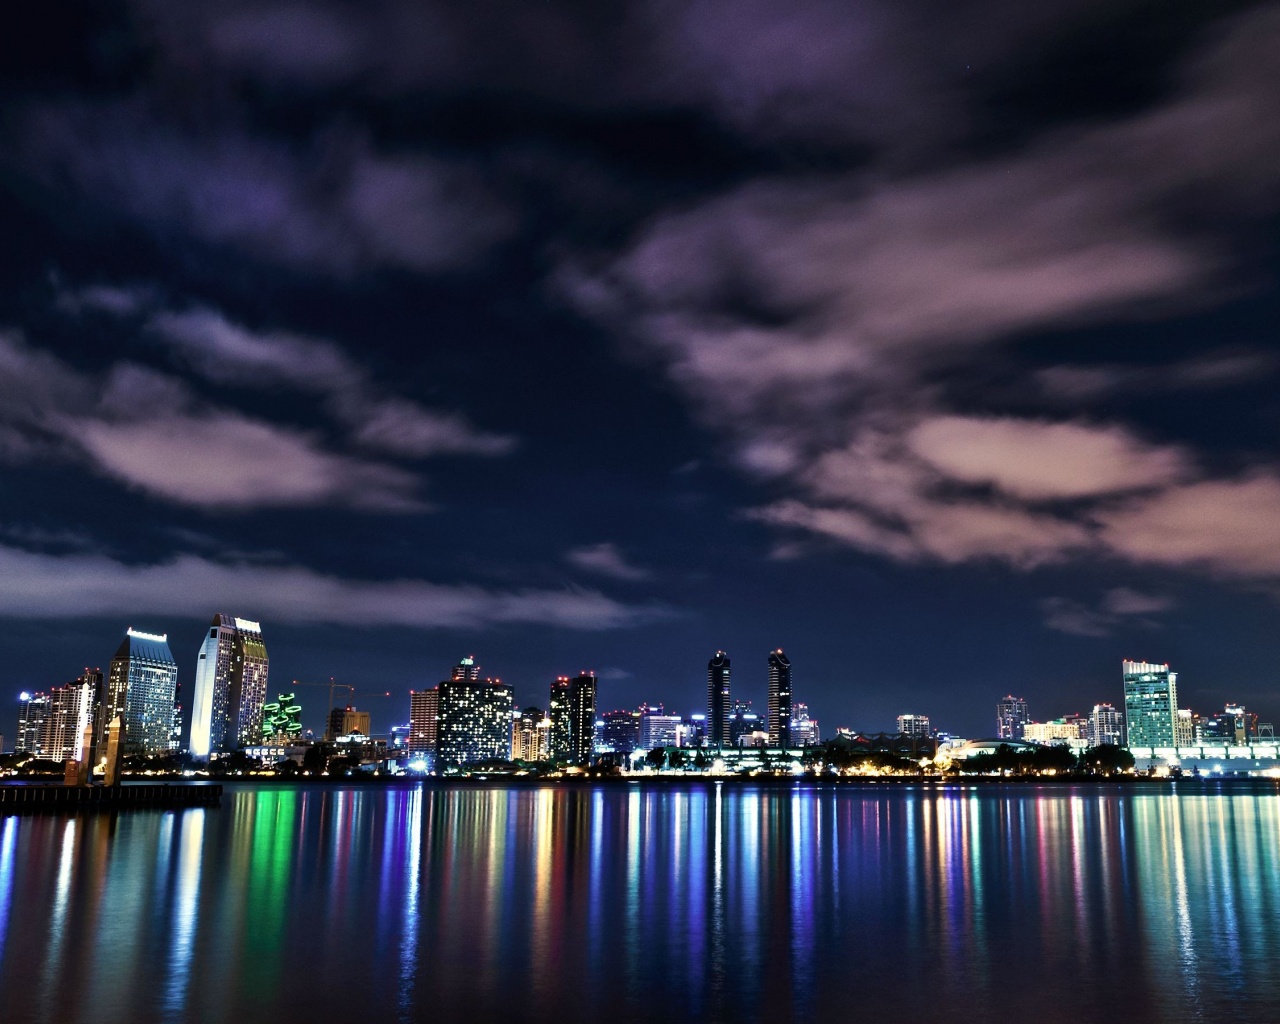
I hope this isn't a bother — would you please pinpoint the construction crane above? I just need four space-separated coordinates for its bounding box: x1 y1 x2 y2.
290 679 393 738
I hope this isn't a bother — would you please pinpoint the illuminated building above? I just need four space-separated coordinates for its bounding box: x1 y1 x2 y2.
548 673 597 764
1123 660 1178 748
602 710 641 753
1176 709 1196 748
103 627 179 756
1201 704 1258 744
409 687 440 756
262 693 303 740
767 649 793 748
190 615 270 757
707 651 732 748
437 666 513 766
1023 719 1085 744
16 691 51 754
792 703 820 746
512 706 550 761
996 696 1029 740
43 670 101 761
640 709 681 749
679 713 706 748
328 706 371 739
728 699 759 747
390 724 410 749
897 714 931 737
1087 703 1125 746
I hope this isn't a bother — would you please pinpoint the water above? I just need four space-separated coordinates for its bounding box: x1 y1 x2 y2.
1 781 1279 1024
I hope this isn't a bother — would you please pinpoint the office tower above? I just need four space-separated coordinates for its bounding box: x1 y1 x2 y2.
767 649 793 748
409 688 440 756
16 691 51 754
897 714 931 737
327 706 371 739
262 693 303 740
707 651 732 748
104 628 179 756
1122 661 1178 748
679 714 706 748
567 673 597 765
43 671 101 761
437 666 514 766
728 699 759 747
190 615 270 757
1175 709 1195 748
513 706 550 761
390 724 411 749
602 710 641 753
1087 703 1125 746
996 696 1030 740
640 708 682 749
548 676 573 761
791 703 820 746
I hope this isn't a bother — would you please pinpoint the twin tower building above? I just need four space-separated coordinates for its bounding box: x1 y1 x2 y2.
707 648 794 748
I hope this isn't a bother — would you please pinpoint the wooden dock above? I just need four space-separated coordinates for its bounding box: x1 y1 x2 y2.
0 783 222 813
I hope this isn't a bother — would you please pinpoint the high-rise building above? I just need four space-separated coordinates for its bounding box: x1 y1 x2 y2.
791 703 820 746
409 688 440 756
1201 704 1258 744
103 628 179 756
996 696 1029 741
437 666 513 766
327 706 371 739
16 691 51 754
546 673 598 765
707 651 732 749
1122 660 1178 748
767 649 793 748
190 615 270 757
512 706 550 761
1087 703 1125 746
897 714 931 737
43 671 100 762
602 710 641 753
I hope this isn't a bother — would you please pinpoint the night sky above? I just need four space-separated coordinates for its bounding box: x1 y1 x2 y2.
2 1 1279 744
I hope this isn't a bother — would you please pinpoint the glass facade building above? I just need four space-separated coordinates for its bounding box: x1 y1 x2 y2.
1088 703 1125 746
104 628 179 756
16 691 51 754
707 651 732 749
767 649 793 748
190 615 270 757
1123 660 1178 748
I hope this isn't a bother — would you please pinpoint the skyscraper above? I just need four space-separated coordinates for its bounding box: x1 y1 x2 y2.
190 615 270 757
44 671 100 762
791 703 820 746
327 706 371 739
103 628 179 756
16 691 51 754
996 696 1029 740
546 673 597 764
437 661 513 766
409 687 440 756
640 706 682 749
1087 703 1125 746
767 649 793 748
1122 660 1178 748
707 651 732 749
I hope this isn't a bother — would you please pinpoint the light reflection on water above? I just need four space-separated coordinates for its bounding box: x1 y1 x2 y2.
0 783 1278 1024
